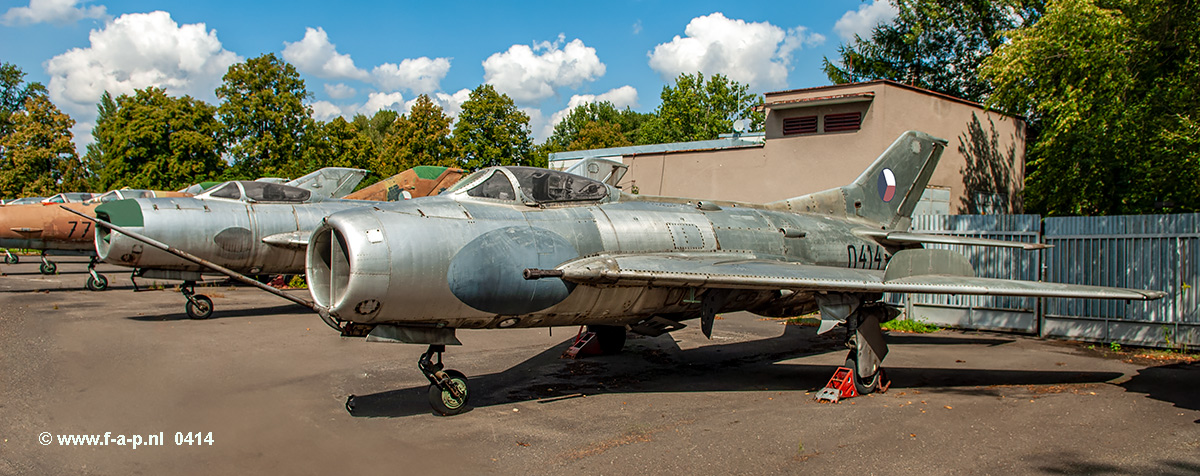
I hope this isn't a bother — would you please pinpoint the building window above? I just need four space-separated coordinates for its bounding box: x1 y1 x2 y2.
824 112 862 132
782 116 818 135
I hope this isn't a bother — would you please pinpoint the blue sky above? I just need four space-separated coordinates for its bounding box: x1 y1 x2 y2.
0 0 898 146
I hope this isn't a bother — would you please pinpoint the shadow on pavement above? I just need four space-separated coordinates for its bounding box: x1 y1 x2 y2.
1118 362 1200 423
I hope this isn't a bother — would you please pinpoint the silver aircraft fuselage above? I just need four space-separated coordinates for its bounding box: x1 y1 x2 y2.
96 182 374 275
309 168 891 330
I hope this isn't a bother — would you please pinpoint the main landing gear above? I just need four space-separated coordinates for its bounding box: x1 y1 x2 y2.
2 249 17 264
181 281 214 320
84 257 108 291
817 294 895 396
419 345 469 415
38 253 57 275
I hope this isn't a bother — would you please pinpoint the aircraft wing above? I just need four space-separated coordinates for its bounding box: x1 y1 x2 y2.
536 253 1164 300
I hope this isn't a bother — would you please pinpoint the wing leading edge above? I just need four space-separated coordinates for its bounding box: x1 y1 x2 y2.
534 252 1165 301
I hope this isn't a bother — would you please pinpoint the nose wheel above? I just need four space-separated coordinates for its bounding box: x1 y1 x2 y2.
39 254 57 275
84 257 108 291
2 250 17 264
181 281 214 319
418 345 469 415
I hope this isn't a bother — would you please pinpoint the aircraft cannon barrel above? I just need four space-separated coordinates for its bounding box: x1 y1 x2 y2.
522 268 563 280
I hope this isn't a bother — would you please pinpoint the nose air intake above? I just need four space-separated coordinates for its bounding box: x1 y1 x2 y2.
308 224 351 310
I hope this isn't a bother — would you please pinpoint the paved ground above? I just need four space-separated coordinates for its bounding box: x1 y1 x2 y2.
1 259 1198 475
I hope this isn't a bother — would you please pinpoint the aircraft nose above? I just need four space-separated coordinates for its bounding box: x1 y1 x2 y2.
94 199 144 261
307 211 390 320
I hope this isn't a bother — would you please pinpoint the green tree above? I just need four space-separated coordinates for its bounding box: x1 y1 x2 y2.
544 101 650 152
982 0 1200 215
453 85 537 169
88 87 225 191
0 62 47 140
216 53 312 179
823 0 1044 103
301 117 378 175
0 95 86 197
377 94 458 177
352 109 399 148
638 73 763 144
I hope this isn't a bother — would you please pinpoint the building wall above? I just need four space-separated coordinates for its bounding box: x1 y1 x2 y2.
618 81 1026 214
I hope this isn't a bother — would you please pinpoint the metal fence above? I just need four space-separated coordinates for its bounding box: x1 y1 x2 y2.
897 213 1198 349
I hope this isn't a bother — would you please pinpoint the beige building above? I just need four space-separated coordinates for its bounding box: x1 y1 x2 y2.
550 80 1026 214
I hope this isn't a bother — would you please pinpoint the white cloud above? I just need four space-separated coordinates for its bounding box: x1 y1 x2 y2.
648 12 824 92
483 34 606 104
542 86 639 140
361 91 406 114
324 83 356 99
45 11 241 121
2 0 106 26
427 88 471 119
834 1 898 41
282 27 369 81
371 57 451 95
310 100 343 121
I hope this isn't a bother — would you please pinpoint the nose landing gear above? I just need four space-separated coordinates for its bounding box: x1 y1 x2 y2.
418 345 469 415
38 253 57 275
181 281 214 319
84 257 108 291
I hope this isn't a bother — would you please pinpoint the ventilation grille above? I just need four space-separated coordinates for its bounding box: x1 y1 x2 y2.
782 116 818 135
824 112 862 132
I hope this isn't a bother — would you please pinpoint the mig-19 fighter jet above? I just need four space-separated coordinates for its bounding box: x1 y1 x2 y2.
75 132 1166 415
85 166 463 318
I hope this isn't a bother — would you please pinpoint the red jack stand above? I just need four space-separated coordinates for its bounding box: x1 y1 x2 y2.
815 366 858 403
561 327 602 359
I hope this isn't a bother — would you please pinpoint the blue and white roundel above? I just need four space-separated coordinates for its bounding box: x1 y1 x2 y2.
877 168 896 202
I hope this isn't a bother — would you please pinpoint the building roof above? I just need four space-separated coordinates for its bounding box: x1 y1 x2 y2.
548 134 764 162
765 79 993 112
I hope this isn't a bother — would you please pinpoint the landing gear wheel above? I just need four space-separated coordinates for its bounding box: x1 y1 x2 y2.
428 369 469 416
85 274 108 291
3 254 16 264
587 325 627 354
39 261 56 275
185 295 214 320
845 350 881 395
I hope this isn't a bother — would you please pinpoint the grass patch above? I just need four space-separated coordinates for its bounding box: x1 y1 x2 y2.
881 318 941 333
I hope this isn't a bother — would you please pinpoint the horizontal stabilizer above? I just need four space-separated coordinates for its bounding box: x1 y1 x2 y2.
866 231 1050 250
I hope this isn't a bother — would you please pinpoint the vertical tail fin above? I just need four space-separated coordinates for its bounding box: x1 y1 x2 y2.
771 131 946 230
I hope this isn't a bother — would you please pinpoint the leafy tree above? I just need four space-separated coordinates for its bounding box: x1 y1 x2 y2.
301 117 377 175
544 101 650 152
0 62 47 140
982 0 1200 215
352 110 399 148
0 95 86 197
88 87 225 191
823 0 1044 103
453 85 537 169
638 73 763 144
377 94 458 177
216 53 312 179
567 121 632 151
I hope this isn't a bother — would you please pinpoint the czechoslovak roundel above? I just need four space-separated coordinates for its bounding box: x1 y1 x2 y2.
878 168 896 202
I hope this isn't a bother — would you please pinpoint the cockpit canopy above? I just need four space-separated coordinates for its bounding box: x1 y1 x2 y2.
42 192 95 204
446 166 610 204
86 189 157 204
199 181 312 203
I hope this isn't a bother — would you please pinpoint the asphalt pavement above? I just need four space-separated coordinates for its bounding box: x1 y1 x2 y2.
1 259 1197 475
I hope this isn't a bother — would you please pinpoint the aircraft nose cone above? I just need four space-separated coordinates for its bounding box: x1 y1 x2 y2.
94 199 144 262
307 212 390 320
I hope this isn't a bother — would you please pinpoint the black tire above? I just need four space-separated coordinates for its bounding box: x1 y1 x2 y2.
845 350 881 395
185 295 214 320
3 254 16 264
85 274 109 291
39 261 57 275
588 325 627 354
428 369 469 416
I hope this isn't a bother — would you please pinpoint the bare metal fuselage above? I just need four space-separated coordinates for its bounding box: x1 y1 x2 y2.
310 192 897 330
97 197 375 275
